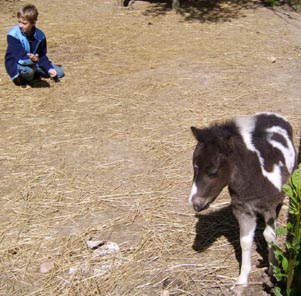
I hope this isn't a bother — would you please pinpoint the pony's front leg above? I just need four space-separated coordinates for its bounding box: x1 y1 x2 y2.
233 212 257 287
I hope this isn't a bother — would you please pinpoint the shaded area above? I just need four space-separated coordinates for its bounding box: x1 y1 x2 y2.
140 0 262 22
178 0 262 22
193 205 269 270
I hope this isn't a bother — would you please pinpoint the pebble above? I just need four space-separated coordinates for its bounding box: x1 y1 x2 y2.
40 262 54 274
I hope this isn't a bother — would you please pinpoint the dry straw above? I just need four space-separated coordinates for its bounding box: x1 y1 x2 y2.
1 0 301 295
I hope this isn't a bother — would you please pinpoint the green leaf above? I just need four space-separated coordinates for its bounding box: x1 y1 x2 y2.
282 256 289 273
287 222 294 231
274 245 285 254
291 165 301 194
276 227 288 236
273 286 283 296
274 272 283 281
283 184 294 199
286 241 293 250
292 239 300 250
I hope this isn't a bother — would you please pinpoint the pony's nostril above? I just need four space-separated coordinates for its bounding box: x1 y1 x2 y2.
193 203 202 212
193 201 209 212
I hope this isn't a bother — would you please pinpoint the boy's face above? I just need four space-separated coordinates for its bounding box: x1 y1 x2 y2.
18 18 36 35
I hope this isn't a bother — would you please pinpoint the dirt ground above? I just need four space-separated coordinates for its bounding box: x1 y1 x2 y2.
0 0 301 295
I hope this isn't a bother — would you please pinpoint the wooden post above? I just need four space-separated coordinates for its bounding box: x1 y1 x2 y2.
172 0 180 9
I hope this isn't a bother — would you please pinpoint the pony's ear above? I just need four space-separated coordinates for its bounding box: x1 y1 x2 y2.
191 126 200 141
191 126 207 143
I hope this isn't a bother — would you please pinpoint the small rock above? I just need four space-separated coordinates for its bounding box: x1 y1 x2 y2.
69 266 78 275
86 240 119 256
268 56 276 63
40 262 54 274
86 240 105 249
94 241 119 256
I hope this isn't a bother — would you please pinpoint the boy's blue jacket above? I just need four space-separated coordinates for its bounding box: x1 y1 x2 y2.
5 25 53 80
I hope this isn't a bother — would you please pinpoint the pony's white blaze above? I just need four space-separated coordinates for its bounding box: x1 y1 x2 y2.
235 115 292 192
189 182 198 205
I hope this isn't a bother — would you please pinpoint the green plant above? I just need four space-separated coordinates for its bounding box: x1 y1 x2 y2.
272 164 301 296
286 0 301 11
263 0 301 11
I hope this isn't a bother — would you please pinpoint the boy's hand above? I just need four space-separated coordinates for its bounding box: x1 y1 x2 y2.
48 69 57 78
27 53 39 62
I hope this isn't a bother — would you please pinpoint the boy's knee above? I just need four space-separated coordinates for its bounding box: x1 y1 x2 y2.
19 66 35 80
55 66 64 78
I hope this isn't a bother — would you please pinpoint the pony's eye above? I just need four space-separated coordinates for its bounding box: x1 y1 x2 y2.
208 173 217 178
207 170 218 178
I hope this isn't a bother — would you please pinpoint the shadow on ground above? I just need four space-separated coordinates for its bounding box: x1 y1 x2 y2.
138 0 263 22
192 205 269 271
192 205 276 293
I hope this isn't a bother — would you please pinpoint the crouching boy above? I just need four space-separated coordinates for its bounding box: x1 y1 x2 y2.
5 4 64 89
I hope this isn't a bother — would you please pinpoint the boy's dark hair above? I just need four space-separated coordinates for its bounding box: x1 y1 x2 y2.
17 4 39 24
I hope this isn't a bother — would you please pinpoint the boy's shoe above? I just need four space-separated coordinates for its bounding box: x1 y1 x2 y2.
33 73 42 81
51 76 60 83
14 77 32 89
20 78 31 89
20 83 32 90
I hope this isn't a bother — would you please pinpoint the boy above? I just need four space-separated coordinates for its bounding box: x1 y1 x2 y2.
5 4 64 89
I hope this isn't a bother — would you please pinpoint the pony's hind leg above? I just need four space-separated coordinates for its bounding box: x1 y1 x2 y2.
263 217 277 275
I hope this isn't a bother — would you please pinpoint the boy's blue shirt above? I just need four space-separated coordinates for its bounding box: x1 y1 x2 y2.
5 25 54 80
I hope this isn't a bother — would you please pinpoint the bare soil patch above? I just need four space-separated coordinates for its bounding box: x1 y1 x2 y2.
0 0 301 295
